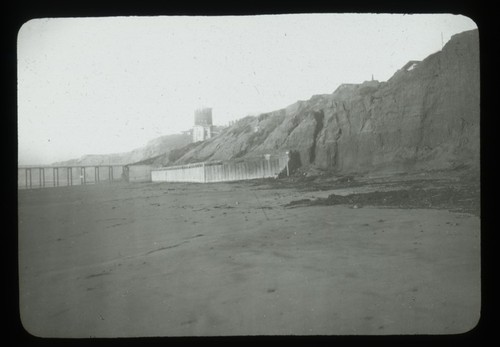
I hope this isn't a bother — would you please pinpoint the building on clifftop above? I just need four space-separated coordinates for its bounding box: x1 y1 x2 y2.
193 107 213 142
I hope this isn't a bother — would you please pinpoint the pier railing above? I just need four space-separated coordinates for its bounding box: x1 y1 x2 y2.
18 165 125 189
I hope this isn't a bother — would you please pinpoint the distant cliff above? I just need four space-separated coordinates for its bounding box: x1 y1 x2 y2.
173 29 479 175
53 133 191 166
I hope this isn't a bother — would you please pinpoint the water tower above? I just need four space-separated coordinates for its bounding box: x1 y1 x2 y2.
193 108 213 142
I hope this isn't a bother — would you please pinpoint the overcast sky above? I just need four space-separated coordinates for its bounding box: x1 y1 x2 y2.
17 14 477 165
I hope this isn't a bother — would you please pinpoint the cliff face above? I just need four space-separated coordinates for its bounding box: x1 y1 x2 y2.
175 29 479 174
53 133 191 166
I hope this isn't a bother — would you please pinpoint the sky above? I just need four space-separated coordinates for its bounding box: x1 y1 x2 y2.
17 14 477 165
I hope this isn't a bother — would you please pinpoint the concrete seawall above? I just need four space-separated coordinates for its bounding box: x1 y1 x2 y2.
151 162 205 183
152 155 289 183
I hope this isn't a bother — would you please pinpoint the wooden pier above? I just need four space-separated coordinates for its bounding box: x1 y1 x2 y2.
18 165 125 189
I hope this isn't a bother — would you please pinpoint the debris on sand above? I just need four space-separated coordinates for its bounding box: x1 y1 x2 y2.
284 199 311 207
286 185 480 216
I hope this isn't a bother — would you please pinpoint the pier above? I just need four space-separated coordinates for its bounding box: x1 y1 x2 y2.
18 165 125 189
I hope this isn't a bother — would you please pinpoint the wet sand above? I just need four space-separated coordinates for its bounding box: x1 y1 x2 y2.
18 180 480 337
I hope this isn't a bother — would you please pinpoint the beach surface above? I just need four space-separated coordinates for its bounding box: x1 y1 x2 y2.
18 175 480 337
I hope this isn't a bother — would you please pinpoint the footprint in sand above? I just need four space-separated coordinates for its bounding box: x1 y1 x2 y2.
180 318 197 326
85 271 111 279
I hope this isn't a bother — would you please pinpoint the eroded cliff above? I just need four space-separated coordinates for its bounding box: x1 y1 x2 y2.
175 29 479 175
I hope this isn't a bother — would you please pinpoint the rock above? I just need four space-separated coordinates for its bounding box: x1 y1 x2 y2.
172 29 479 176
60 29 479 178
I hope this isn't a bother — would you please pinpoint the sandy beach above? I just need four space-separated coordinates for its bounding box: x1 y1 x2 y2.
18 176 480 337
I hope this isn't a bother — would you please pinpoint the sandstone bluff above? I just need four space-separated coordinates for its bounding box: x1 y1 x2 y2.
58 29 479 176
172 29 479 175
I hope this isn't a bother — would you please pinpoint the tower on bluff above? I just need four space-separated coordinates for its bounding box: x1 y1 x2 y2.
193 108 213 142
